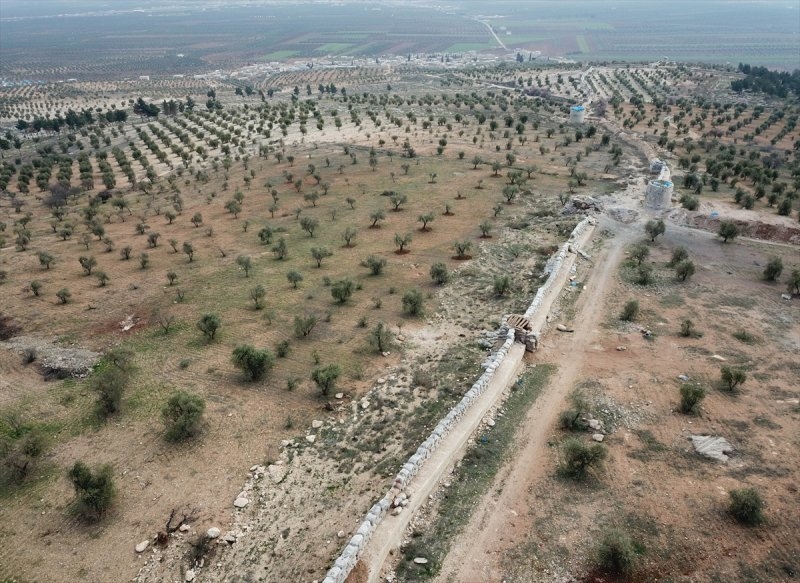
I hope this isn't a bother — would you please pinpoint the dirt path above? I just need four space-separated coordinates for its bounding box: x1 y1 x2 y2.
433 216 637 583
361 223 598 583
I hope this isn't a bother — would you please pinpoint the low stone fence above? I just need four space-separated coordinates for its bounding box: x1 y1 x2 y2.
321 216 595 583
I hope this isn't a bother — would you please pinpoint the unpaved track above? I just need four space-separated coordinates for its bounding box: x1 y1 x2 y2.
362 223 597 583
433 216 636 583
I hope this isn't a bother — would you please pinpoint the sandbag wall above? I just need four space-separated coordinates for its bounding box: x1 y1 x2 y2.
321 216 594 583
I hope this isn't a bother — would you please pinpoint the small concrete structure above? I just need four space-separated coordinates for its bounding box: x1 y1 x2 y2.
645 179 673 209
569 105 586 124
649 159 666 174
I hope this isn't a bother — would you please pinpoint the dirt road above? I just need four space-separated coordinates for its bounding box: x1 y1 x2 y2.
361 223 598 583
433 216 637 583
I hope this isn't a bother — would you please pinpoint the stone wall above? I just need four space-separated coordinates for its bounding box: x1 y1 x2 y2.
321 216 595 583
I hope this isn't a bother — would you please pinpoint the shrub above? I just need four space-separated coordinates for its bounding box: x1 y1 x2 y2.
680 193 698 211
93 367 127 418
0 414 45 483
718 221 739 243
668 246 689 267
629 244 649 265
644 218 665 241
493 275 511 296
763 257 783 281
29 280 42 296
312 364 341 397
680 319 701 338
197 313 221 341
675 260 695 281
287 270 303 288
276 340 291 357
162 390 206 442
596 529 637 575
402 288 424 316
369 322 394 353
620 299 639 322
68 461 115 521
331 278 354 304
294 314 317 338
250 284 266 309
636 264 653 285
363 255 387 276
679 383 706 414
559 437 606 479
56 288 71 304
720 366 746 392
728 487 765 525
430 262 450 285
231 345 274 381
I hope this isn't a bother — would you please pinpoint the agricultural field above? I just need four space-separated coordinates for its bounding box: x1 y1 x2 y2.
0 35 798 583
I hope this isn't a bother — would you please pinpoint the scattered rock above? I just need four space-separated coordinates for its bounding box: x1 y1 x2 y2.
337 530 345 538
413 557 429 565
306 435 316 443
207 527 221 539
381 351 390 357
179 524 191 533
486 418 495 427
335 392 344 399
311 420 323 429
616 346 627 351
781 294 792 301
267 464 287 483
135 540 149 553
185 569 196 582
677 374 690 382
233 497 249 508
360 400 369 410
556 324 574 332
710 354 727 362
592 433 605 442
690 435 733 462
588 419 602 431
224 532 237 543
391 507 402 516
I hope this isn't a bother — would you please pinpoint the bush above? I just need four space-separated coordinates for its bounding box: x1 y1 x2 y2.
720 366 746 392
231 345 274 381
402 288 424 316
369 321 394 353
596 529 637 575
679 383 706 414
668 246 689 267
276 339 291 357
429 262 449 285
294 314 317 338
363 255 387 275
636 264 653 285
312 364 341 397
680 193 698 211
93 367 128 418
620 299 639 322
0 414 45 483
68 461 115 521
675 259 695 281
493 275 511 296
629 243 649 265
763 257 783 281
331 278 354 304
197 313 221 341
680 319 701 338
728 487 765 525
718 221 739 243
559 437 606 479
162 390 206 442
644 218 665 241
